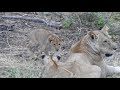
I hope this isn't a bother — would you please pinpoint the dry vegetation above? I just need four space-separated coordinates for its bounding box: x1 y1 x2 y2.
0 12 120 78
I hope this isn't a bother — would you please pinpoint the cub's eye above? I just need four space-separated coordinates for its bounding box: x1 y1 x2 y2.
104 40 107 43
59 44 61 45
53 44 55 45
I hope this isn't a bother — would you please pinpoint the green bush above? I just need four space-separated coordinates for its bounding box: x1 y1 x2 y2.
62 18 72 29
94 15 106 29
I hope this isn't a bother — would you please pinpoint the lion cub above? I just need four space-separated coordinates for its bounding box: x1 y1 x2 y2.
27 29 64 55
41 52 73 78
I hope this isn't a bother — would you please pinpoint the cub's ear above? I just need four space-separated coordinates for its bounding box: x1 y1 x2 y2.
60 37 64 42
59 36 64 42
88 31 97 40
48 34 53 43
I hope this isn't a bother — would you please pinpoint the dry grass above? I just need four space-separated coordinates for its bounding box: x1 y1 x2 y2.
0 12 120 78
0 53 44 78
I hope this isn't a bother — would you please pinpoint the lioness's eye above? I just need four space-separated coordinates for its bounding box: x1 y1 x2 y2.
53 44 55 45
104 40 107 43
59 44 60 45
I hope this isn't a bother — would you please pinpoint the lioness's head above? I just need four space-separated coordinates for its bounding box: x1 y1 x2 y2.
48 34 64 51
87 26 117 57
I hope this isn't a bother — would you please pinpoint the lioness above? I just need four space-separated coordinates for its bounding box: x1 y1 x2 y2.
70 26 120 77
27 29 64 55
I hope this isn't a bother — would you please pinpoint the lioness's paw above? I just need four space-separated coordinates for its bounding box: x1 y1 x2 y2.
114 66 120 73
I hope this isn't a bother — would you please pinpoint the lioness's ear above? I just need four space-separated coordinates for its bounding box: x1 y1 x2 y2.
101 25 112 38
101 25 109 34
88 31 97 40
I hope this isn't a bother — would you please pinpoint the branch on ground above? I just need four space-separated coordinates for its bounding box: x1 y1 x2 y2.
1 16 63 30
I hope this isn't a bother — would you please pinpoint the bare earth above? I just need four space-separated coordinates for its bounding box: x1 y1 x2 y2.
0 12 120 78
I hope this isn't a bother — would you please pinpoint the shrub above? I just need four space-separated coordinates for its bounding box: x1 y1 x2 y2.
94 15 106 29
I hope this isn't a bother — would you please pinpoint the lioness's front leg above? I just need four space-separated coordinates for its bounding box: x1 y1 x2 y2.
96 61 120 77
106 65 120 75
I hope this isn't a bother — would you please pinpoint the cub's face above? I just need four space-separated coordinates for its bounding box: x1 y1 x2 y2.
48 34 64 51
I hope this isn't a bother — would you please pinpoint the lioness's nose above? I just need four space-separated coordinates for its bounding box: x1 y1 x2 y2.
113 48 117 50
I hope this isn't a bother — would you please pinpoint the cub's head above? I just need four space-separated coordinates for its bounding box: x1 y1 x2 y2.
48 34 64 51
87 26 117 57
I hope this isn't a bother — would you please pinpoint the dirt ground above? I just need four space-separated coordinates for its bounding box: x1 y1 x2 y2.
0 12 120 78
